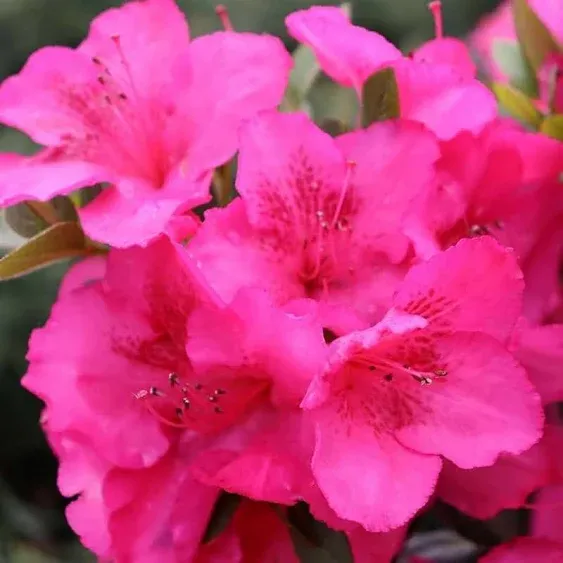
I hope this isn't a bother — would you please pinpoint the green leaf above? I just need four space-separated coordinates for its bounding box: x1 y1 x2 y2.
319 118 350 137
491 40 538 97
280 44 321 112
361 67 400 127
513 0 562 71
5 196 78 238
540 114 563 140
0 222 91 280
492 83 543 128
212 159 235 207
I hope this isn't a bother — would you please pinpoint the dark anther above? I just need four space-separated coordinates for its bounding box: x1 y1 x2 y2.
182 397 191 409
175 408 184 418
92 56 102 65
104 95 112 105
118 93 128 100
97 76 106 85
149 386 161 396
368 366 376 372
194 383 203 391
168 373 179 386
469 224 489 237
434 369 448 377
384 373 393 382
208 396 217 403
214 406 223 414
214 388 226 395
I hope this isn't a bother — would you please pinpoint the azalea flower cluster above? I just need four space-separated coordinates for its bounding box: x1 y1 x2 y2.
0 0 562 561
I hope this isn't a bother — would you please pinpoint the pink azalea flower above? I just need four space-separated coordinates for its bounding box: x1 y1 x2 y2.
195 501 299 562
23 236 328 559
286 5 497 139
301 237 543 531
480 538 563 563
406 118 563 260
189 110 440 334
0 0 291 247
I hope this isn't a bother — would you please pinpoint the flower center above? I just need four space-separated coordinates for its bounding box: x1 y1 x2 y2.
134 371 268 434
299 160 356 293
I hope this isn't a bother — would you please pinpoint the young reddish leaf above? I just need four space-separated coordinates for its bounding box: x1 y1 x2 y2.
361 67 400 127
0 221 91 280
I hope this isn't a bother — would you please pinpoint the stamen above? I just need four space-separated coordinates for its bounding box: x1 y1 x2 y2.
429 1 443 39
329 160 356 231
353 355 443 386
215 5 234 31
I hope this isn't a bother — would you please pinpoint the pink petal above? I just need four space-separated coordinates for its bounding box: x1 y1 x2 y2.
187 289 326 407
237 110 346 229
285 6 401 91
347 526 407 563
183 32 292 173
0 46 107 146
515 324 563 404
232 502 299 562
335 119 440 263
396 332 543 468
197 501 298 563
413 38 477 78
79 0 191 101
437 436 550 519
0 150 106 206
191 409 316 505
310 402 441 531
522 219 563 324
394 236 524 342
105 453 218 562
189 199 302 304
396 59 497 140
25 284 171 469
79 173 210 248
532 484 563 544
480 537 563 563
58 256 107 297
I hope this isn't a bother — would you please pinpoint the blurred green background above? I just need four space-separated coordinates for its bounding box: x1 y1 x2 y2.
0 0 500 561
